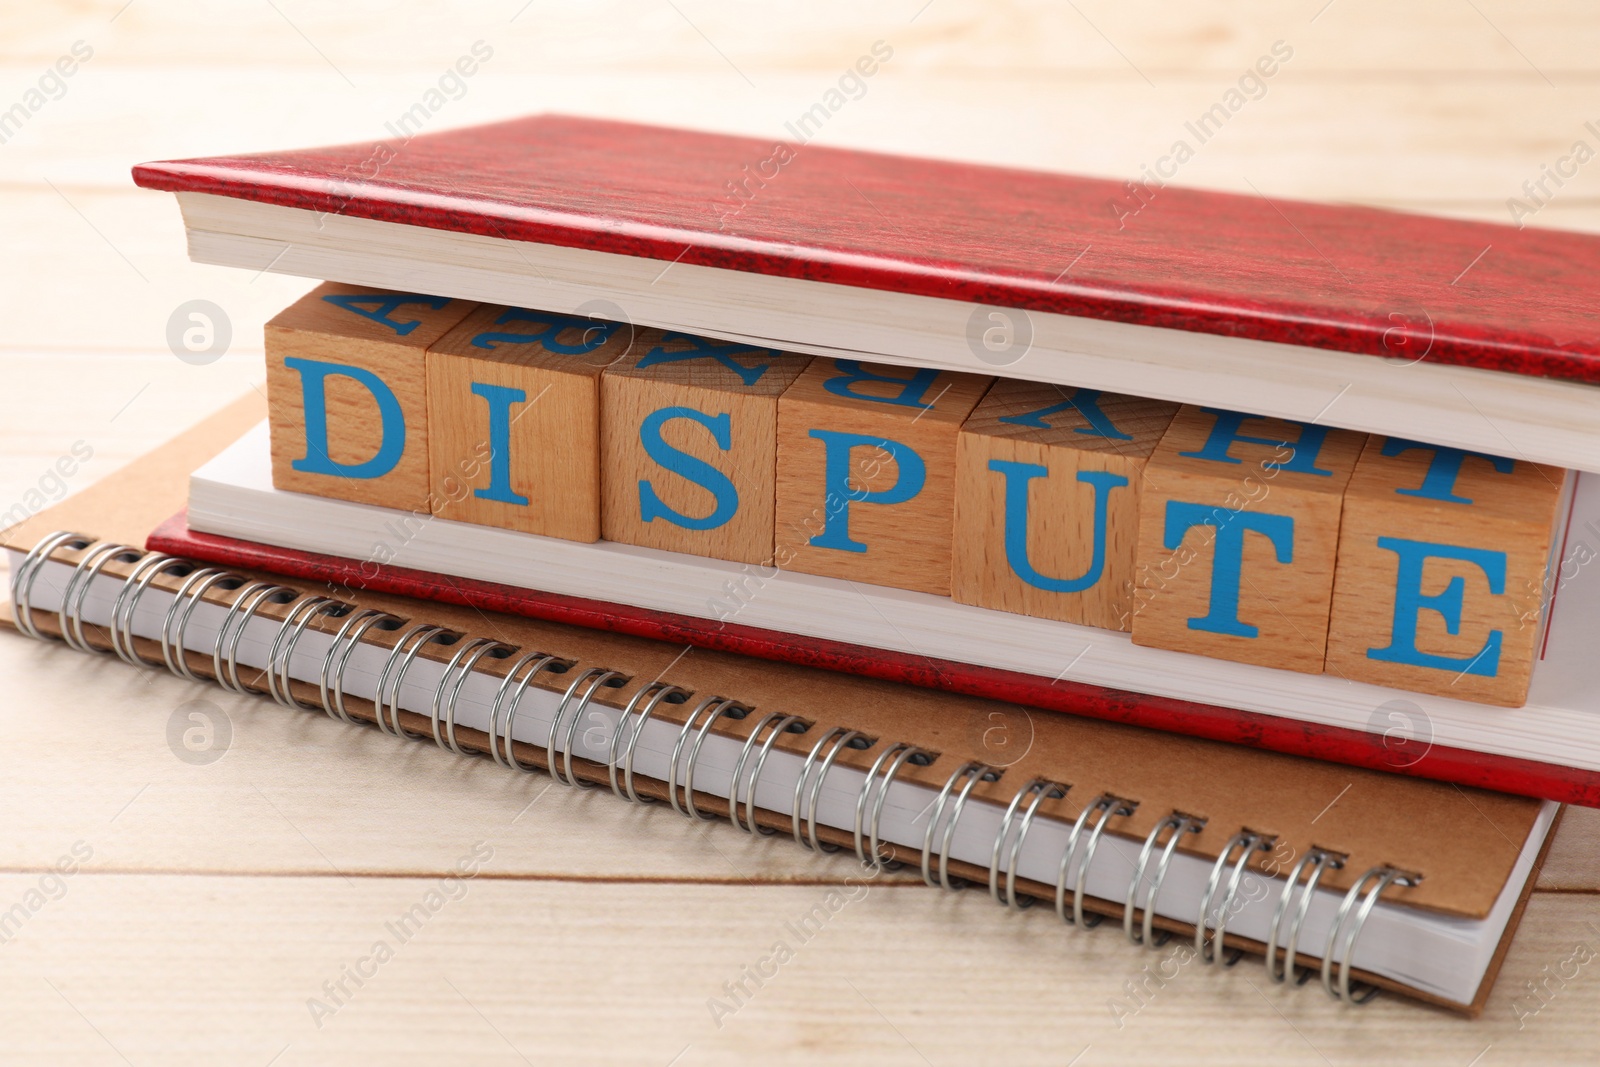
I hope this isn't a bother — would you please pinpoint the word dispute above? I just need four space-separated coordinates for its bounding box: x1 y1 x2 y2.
263 283 1571 707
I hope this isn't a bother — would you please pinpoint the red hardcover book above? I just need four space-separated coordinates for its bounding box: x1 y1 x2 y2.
134 115 1600 474
149 509 1600 808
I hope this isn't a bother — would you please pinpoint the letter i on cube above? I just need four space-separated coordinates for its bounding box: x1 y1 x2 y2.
952 380 1178 631
601 330 812 565
774 359 993 596
265 282 477 511
1130 405 1366 673
427 304 634 542
1324 437 1568 705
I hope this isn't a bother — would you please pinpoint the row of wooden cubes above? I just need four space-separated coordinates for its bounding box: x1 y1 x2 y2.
265 283 1568 706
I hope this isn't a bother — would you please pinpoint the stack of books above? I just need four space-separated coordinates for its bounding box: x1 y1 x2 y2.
9 113 1597 1014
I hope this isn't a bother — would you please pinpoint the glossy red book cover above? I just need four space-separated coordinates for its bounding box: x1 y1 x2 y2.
133 114 1600 384
149 511 1600 808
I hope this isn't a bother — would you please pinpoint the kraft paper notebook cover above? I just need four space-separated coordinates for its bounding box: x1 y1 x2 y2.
0 398 1559 1014
133 115 1600 474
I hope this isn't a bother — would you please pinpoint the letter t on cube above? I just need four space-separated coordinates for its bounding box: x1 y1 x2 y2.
1130 405 1365 672
265 282 476 511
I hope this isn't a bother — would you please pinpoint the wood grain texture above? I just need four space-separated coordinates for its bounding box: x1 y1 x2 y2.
0 876 1596 1067
6 0 1600 1059
600 330 810 565
1130 405 1366 673
19 0 1600 74
0 631 896 885
953 380 1177 630
426 304 624 542
1540 804 1600 889
774 359 991 595
264 283 476 512
1325 436 1569 706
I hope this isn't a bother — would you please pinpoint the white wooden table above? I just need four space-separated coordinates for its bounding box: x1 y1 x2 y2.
2 2 1598 1062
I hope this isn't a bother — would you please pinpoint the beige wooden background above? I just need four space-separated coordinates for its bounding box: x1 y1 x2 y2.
3 1 1600 1063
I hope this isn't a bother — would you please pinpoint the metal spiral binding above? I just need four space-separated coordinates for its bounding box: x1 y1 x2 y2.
1055 794 1138 928
159 568 240 679
989 779 1069 910
1195 830 1276 965
319 609 403 723
431 638 513 755
374 624 452 739
1124 812 1206 947
1321 866 1421 1004
55 540 128 652
9 531 91 640
853 742 926 868
728 711 804 834
486 650 566 772
58 541 138 653
667 696 749 821
266 596 345 709
212 581 296 694
547 668 627 788
8 533 1425 1008
608 681 690 803
1265 848 1346 983
790 727 864 851
108 552 190 665
921 762 996 891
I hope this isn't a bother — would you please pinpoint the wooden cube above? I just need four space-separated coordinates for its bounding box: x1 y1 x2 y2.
774 359 993 596
601 330 812 565
426 304 634 542
1129 405 1366 673
265 282 477 512
1324 437 1569 706
952 381 1178 631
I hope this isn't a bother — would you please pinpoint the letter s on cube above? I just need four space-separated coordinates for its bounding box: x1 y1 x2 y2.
265 282 476 511
600 328 813 565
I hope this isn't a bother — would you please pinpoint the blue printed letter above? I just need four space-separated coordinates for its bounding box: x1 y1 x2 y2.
1381 439 1514 506
1163 502 1296 638
1367 537 1505 677
320 292 449 336
285 357 406 479
638 407 739 531
470 383 530 506
996 388 1133 442
471 308 617 354
808 430 926 553
822 360 942 410
635 334 776 386
1180 408 1334 477
989 460 1128 592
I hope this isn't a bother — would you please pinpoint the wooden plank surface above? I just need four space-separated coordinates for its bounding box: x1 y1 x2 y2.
1 1 1597 1060
0 878 1593 1067
0 634 902 884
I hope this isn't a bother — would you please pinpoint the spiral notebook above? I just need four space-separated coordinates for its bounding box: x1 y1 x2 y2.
0 398 1558 1015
